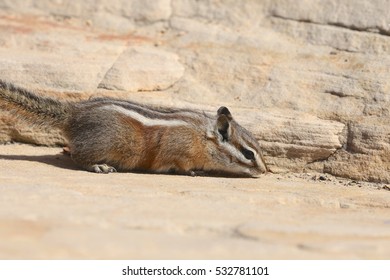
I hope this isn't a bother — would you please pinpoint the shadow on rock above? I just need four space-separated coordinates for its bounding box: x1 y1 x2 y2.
0 153 80 171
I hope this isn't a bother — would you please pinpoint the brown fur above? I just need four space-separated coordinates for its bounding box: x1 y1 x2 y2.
0 80 268 177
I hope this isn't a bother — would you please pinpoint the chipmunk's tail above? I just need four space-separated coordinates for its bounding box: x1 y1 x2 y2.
0 80 70 128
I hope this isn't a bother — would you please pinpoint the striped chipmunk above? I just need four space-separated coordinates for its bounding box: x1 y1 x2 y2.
0 81 268 177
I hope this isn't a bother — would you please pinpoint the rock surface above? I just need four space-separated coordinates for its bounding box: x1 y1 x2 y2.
1 144 390 259
0 2 389 182
98 46 185 91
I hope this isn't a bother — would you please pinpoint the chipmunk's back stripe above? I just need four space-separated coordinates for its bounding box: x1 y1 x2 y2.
90 98 206 124
106 105 188 127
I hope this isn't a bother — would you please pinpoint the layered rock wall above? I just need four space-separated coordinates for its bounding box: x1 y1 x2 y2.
1 0 389 182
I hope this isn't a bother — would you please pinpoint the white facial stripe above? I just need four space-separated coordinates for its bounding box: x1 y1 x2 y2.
238 137 259 161
240 140 267 172
105 105 188 127
221 142 252 165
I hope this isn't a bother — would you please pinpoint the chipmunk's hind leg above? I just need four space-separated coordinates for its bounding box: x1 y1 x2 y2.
70 151 117 174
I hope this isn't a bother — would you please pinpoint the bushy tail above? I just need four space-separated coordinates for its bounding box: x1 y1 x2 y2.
0 80 69 128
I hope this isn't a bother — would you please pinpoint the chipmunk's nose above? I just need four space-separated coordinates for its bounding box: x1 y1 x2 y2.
247 165 267 178
251 169 265 178
254 155 268 175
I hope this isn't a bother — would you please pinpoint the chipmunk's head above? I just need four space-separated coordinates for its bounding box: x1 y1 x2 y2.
205 106 268 177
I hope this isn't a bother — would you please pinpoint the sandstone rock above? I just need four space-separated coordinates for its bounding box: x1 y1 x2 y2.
1 1 390 183
234 109 345 173
1 144 390 259
268 0 390 35
0 13 127 92
324 118 390 183
267 0 390 54
98 46 185 92
269 17 390 55
0 0 172 24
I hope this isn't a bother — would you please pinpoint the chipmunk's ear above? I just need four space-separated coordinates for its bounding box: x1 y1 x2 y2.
217 106 233 120
216 113 231 142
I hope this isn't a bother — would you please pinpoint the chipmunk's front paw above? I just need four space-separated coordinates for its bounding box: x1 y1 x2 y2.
189 170 206 177
90 164 117 174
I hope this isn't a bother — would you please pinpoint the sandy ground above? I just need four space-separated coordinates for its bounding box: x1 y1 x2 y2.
0 143 389 259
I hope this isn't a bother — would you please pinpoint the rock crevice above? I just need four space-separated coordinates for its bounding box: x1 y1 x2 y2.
270 14 390 37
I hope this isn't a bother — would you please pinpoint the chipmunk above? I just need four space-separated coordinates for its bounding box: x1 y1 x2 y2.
0 80 268 177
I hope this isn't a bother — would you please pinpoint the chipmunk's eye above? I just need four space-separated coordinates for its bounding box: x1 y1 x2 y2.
241 148 255 160
219 129 229 142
